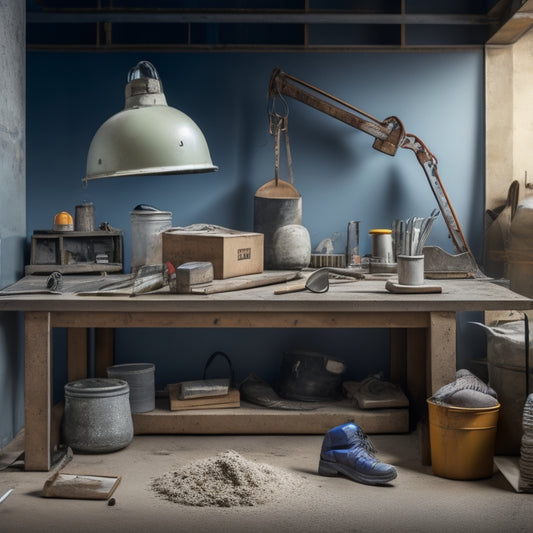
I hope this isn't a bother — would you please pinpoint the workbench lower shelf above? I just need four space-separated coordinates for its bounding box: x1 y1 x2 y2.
132 399 409 435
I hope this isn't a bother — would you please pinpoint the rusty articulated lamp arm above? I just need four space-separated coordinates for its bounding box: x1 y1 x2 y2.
268 68 475 265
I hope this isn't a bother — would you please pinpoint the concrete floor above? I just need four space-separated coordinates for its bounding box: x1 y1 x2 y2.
1 431 532 533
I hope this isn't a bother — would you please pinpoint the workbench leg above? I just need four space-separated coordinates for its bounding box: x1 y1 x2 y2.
24 311 52 471
95 328 114 377
428 312 456 394
67 328 88 381
420 312 457 466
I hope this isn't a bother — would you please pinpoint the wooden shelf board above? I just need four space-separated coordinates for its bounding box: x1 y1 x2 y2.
132 399 409 435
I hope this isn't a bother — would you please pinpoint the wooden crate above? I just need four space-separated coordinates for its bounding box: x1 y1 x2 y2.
26 230 123 274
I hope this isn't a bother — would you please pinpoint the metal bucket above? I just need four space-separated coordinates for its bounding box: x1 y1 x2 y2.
107 363 155 413
254 178 303 269
63 378 134 453
427 399 500 480
130 207 172 274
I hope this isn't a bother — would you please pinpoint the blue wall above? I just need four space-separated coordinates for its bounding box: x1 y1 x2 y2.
26 51 485 392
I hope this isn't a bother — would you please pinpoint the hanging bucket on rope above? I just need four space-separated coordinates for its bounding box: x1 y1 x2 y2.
254 113 309 269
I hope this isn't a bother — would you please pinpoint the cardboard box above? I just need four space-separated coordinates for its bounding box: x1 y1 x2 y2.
163 226 263 279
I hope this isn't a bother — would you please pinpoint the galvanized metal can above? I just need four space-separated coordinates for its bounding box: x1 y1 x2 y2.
107 363 155 413
74 202 95 232
63 378 134 453
130 208 172 274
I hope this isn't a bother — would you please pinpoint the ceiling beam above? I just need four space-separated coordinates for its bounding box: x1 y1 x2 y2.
26 10 494 26
487 0 533 44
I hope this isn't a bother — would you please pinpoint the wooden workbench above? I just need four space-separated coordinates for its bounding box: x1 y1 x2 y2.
0 274 531 471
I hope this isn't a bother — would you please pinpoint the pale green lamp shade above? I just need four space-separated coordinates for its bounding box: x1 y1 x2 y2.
83 61 217 183
85 105 217 182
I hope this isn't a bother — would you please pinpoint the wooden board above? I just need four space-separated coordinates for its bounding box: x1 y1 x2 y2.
0 429 24 470
494 456 522 492
168 385 240 410
133 398 409 435
190 270 300 294
42 472 121 499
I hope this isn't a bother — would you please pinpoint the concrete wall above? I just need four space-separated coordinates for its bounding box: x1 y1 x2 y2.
486 28 533 209
485 29 533 299
0 0 26 448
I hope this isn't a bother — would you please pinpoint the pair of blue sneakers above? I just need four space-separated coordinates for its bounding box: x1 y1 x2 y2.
319 423 397 486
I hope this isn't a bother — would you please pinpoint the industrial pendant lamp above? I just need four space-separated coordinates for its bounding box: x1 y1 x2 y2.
83 60 218 184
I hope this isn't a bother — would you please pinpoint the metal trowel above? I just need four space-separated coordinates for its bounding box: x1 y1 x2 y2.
273 269 330 294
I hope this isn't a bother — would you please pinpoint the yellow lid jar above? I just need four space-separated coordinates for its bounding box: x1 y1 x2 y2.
369 228 393 263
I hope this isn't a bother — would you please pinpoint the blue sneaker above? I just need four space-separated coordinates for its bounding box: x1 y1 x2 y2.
319 423 397 486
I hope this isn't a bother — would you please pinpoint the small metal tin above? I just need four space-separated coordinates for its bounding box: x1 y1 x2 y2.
74 202 95 232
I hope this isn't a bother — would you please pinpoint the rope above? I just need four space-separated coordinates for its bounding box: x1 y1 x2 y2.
271 113 293 186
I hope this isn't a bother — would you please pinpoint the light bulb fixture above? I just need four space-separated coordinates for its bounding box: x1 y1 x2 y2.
83 61 218 184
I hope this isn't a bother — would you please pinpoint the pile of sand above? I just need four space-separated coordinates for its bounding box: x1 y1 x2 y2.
151 449 303 507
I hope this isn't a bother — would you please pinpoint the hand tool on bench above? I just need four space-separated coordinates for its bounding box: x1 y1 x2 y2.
190 270 301 294
170 261 214 293
273 268 330 294
273 267 365 295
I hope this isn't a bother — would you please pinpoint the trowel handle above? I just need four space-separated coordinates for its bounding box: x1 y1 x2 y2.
273 281 307 295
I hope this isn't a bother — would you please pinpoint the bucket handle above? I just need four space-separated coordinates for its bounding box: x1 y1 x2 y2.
203 351 235 387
